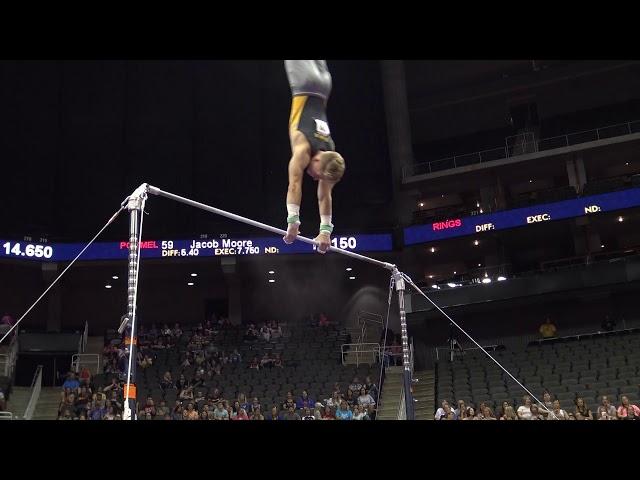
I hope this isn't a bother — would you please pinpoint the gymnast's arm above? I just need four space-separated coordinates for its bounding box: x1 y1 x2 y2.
314 179 334 254
283 139 310 244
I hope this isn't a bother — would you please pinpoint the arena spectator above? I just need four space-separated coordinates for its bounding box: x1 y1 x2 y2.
321 405 335 420
248 356 260 370
363 376 378 400
539 317 557 338
260 352 274 369
517 396 533 420
78 367 92 387
352 404 367 420
273 353 284 368
156 400 170 417
548 400 569 420
326 391 341 409
62 372 80 390
251 409 265 420
214 402 229 420
230 348 242 363
268 405 281 420
357 387 375 407
574 397 593 420
270 322 283 339
244 324 258 342
529 405 544 420
601 315 616 332
349 376 363 393
296 390 315 410
1 313 14 326
597 396 618 420
617 396 640 419
160 371 175 391
434 400 451 420
460 407 474 420
344 389 356 408
335 400 353 420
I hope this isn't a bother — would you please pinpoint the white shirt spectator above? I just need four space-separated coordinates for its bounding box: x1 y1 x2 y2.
517 406 532 420
357 394 375 406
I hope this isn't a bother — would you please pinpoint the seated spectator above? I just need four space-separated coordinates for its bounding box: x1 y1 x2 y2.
260 353 274 369
184 402 199 420
597 396 618 420
194 390 206 404
62 372 80 391
296 390 315 410
517 396 533 420
268 406 281 421
78 367 92 387
349 376 363 393
282 405 301 420
617 396 640 419
172 322 183 338
209 388 221 404
270 322 282 339
357 387 376 407
179 386 194 402
321 405 335 420
326 391 342 409
103 377 122 394
434 400 451 420
441 404 456 420
529 405 544 420
260 324 271 342
363 376 378 400
601 315 616 332
344 389 356 408
367 404 377 421
234 408 249 420
500 405 518 420
175 374 190 391
229 349 242 364
300 407 315 420
574 397 593 420
58 408 74 420
539 391 554 419
141 397 156 419
335 401 353 420
171 401 184 420
244 324 258 342
160 371 175 391
1 313 15 326
227 405 235 419
248 356 260 370
462 407 477 420
214 402 229 420
282 398 296 412
75 386 91 408
318 312 329 328
539 317 557 339
273 353 284 368
161 323 172 337
89 400 107 420
156 400 170 417
352 404 367 420
548 400 570 420
249 397 261 413
251 409 265 421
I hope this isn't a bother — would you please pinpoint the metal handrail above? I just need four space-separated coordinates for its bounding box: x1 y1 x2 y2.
404 119 640 178
71 353 101 374
0 412 14 420
23 365 43 420
0 330 19 377
341 343 382 367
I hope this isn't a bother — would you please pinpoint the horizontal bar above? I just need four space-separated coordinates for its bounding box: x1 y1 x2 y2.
147 186 396 271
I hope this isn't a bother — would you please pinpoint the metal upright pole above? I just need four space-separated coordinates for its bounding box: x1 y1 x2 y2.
393 268 415 420
122 185 146 420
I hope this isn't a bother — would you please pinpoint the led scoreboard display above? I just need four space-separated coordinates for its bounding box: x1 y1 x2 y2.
404 187 640 245
1 233 393 262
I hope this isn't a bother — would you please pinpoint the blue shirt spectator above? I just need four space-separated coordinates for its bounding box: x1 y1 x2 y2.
62 373 80 390
335 402 353 420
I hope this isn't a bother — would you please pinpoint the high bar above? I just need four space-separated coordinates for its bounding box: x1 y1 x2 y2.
144 185 396 271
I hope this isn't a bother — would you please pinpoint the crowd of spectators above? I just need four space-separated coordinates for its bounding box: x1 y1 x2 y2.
57 317 380 420
434 392 640 420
